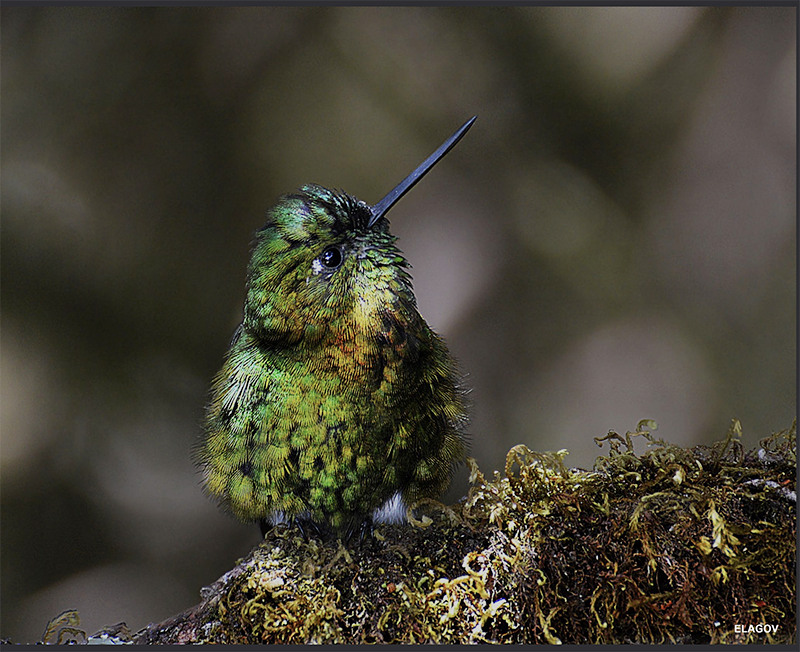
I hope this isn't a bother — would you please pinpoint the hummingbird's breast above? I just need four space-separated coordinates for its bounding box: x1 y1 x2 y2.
311 233 421 388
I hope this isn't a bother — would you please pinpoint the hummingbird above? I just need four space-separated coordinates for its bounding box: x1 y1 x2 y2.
195 117 475 539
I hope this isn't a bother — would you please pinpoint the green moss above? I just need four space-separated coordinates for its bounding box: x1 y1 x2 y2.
26 419 793 645
178 419 795 644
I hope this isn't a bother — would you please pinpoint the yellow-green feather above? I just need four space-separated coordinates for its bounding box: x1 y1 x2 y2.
196 185 467 535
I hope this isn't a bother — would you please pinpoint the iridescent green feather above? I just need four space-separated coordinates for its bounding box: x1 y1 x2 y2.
196 184 467 535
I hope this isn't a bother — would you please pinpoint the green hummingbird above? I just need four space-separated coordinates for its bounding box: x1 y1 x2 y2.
195 117 475 538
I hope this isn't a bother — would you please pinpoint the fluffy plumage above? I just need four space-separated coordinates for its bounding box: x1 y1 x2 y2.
195 184 467 536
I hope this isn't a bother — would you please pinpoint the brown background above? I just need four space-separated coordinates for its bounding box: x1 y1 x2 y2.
1 5 795 643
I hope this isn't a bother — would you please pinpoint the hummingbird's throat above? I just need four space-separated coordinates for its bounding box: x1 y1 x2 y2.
351 274 405 335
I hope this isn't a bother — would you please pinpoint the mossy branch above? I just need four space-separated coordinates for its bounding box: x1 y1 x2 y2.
40 420 799 645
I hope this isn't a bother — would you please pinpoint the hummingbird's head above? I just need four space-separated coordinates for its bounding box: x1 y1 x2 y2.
242 185 412 346
241 117 477 347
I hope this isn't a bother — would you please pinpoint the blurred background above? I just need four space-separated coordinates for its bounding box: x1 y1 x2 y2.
1 5 795 643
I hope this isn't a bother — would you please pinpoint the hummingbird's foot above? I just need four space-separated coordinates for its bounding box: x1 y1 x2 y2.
258 515 323 540
356 519 374 546
340 518 383 548
292 516 326 541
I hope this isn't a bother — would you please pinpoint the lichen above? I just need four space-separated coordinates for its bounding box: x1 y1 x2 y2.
188 418 796 645
18 419 796 645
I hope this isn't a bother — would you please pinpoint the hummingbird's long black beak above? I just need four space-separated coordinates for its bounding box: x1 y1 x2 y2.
368 116 477 228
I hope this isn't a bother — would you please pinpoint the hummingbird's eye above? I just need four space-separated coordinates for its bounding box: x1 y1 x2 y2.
318 246 343 270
